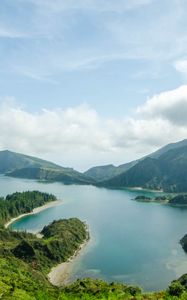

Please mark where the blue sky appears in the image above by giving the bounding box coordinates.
[1,0,187,170]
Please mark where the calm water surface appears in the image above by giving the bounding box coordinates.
[2,175,187,291]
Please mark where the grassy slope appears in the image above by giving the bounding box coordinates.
[0,217,89,299]
[1,223,187,300]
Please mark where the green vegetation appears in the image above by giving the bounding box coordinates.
[134,195,152,202]
[0,221,88,300]
[134,194,187,206]
[0,191,56,225]
[85,139,187,183]
[0,150,65,173]
[10,218,88,272]
[99,145,187,192]
[84,162,137,182]
[3,139,187,190]
[134,195,169,203]
[0,150,94,185]
[2,190,187,299]
[180,234,187,252]
[2,254,187,300]
[7,166,94,185]
[0,192,89,299]
[169,195,187,205]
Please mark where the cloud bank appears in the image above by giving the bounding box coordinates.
[1,85,187,170]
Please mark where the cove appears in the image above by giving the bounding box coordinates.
[2,175,187,291]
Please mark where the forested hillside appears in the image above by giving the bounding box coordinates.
[85,139,187,182]
[0,191,56,225]
[99,145,187,192]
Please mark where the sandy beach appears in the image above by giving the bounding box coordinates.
[4,200,62,229]
[48,236,89,287]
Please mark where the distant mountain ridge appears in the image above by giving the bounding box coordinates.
[0,150,67,173]
[98,143,187,192]
[0,150,94,185]
[84,161,136,182]
[85,139,187,182]
[1,139,187,191]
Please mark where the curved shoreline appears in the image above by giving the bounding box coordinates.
[48,237,89,286]
[4,200,62,229]
[5,200,90,287]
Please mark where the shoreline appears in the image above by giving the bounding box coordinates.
[127,186,164,193]
[4,198,90,287]
[48,231,90,287]
[4,200,62,229]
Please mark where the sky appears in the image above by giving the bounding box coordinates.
[1,0,187,171]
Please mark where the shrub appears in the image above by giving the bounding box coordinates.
[168,281,185,296]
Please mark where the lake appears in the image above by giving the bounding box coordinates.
[2,175,187,291]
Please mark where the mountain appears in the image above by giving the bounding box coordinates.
[0,150,94,185]
[149,139,187,159]
[8,166,94,184]
[2,139,187,188]
[0,150,67,173]
[84,161,137,181]
[85,139,187,182]
[99,145,187,192]
[84,164,117,182]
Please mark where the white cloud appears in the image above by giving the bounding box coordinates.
[137,85,187,126]
[1,85,187,170]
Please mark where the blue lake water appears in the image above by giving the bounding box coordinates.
[2,175,187,291]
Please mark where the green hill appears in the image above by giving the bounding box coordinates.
[85,139,187,182]
[84,161,137,182]
[99,145,187,192]
[0,150,65,173]
[0,150,94,185]
[7,166,94,185]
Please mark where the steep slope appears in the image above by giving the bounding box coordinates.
[149,139,187,159]
[99,145,187,192]
[85,139,187,182]
[99,157,162,190]
[0,150,94,185]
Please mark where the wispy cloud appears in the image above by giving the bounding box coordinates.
[18,0,154,13]
[0,26,25,39]
[0,0,187,90]
[12,65,59,84]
